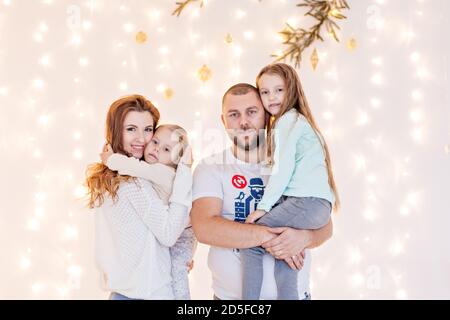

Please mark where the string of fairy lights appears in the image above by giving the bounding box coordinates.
[0,0,447,299]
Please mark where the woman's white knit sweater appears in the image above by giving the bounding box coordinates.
[94,164,192,300]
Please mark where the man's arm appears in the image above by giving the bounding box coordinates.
[305,218,333,249]
[191,197,278,249]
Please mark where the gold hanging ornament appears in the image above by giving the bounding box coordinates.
[163,88,174,100]
[347,38,358,51]
[225,33,233,44]
[197,64,212,82]
[310,48,319,71]
[135,31,148,44]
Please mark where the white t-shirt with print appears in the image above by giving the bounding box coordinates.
[193,148,311,300]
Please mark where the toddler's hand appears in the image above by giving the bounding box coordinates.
[245,210,266,224]
[180,145,193,168]
[100,143,114,165]
[187,260,194,273]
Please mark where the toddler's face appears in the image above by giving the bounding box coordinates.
[258,73,286,116]
[144,127,183,168]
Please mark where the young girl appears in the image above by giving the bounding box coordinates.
[241,63,340,300]
[101,124,197,300]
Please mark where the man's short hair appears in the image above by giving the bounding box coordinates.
[222,83,260,106]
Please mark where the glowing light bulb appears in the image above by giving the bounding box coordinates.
[356,111,370,126]
[371,57,383,66]
[400,206,410,216]
[64,226,78,240]
[353,154,367,172]
[38,114,51,127]
[79,57,89,67]
[31,282,44,295]
[19,256,31,270]
[350,273,364,287]
[370,98,381,109]
[35,207,45,218]
[34,192,46,203]
[67,265,82,278]
[74,185,87,198]
[322,111,333,121]
[33,78,45,89]
[411,127,424,144]
[411,90,423,101]
[410,52,420,63]
[243,30,254,40]
[363,208,377,221]
[39,54,51,66]
[27,218,40,231]
[235,9,246,19]
[410,109,423,123]
[119,82,128,91]
[396,289,407,299]
[349,248,362,265]
[73,131,82,140]
[371,73,383,85]
[390,240,404,255]
[123,23,135,33]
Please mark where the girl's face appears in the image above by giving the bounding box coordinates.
[122,111,154,159]
[144,127,182,169]
[258,73,286,116]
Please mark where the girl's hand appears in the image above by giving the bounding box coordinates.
[245,210,266,224]
[262,227,311,260]
[100,143,114,165]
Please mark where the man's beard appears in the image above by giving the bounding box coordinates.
[232,129,265,151]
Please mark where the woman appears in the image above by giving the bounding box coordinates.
[85,95,192,300]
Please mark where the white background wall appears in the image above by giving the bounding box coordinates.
[0,0,449,299]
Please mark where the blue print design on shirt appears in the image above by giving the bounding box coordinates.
[234,177,265,222]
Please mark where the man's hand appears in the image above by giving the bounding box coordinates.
[100,143,114,165]
[284,251,306,271]
[245,210,266,224]
[262,227,312,260]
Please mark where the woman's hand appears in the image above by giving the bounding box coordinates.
[262,227,311,261]
[100,143,114,165]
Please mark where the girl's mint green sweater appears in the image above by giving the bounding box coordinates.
[257,109,335,212]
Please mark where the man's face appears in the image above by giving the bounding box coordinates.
[222,91,266,151]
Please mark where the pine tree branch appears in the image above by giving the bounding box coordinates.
[275,0,350,68]
[172,0,204,17]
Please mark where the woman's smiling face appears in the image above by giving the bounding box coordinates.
[122,111,154,159]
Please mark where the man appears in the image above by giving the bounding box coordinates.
[191,83,333,300]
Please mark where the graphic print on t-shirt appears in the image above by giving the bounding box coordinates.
[233,176,265,222]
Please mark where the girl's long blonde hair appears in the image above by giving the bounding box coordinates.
[256,63,340,211]
[85,95,160,208]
